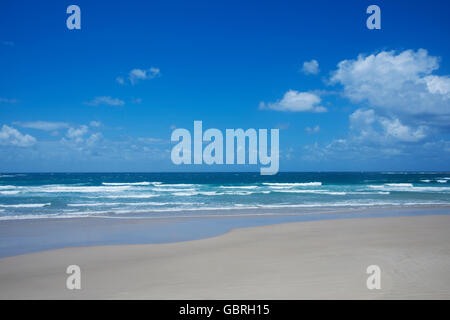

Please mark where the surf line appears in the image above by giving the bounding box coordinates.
[171,121,279,175]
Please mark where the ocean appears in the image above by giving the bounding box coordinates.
[0,172,449,221]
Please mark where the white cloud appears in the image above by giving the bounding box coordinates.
[14,121,69,131]
[305,125,320,134]
[330,49,450,123]
[424,75,450,94]
[350,108,427,143]
[63,125,102,148]
[0,125,36,147]
[328,49,450,146]
[259,90,327,113]
[67,125,89,142]
[379,118,426,142]
[89,121,102,128]
[129,67,160,83]
[85,96,125,106]
[117,67,161,85]
[302,107,432,165]
[301,59,319,75]
[86,133,102,146]
[298,49,450,166]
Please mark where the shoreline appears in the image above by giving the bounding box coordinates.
[1,214,450,299]
[1,205,450,258]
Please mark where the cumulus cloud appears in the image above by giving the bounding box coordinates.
[330,49,450,125]
[85,96,125,106]
[350,109,427,143]
[14,121,69,131]
[302,107,432,165]
[259,90,327,113]
[63,125,102,148]
[117,67,161,85]
[0,125,36,147]
[379,118,427,142]
[66,125,89,142]
[300,49,450,165]
[323,48,450,155]
[301,59,319,75]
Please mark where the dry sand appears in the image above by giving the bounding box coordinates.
[1,214,450,299]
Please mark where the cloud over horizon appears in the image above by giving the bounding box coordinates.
[0,125,36,147]
[300,49,450,165]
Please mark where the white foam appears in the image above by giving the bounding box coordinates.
[263,182,322,187]
[68,202,170,207]
[0,175,14,178]
[220,186,258,189]
[172,192,199,196]
[0,214,89,221]
[224,191,253,195]
[198,191,225,196]
[0,203,51,208]
[267,186,293,189]
[0,185,17,190]
[152,188,196,192]
[368,184,450,192]
[68,202,122,207]
[349,191,390,195]
[275,189,346,195]
[0,191,20,195]
[173,191,258,196]
[124,202,171,206]
[102,194,159,199]
[257,201,448,209]
[385,183,414,187]
[102,182,152,186]
[437,180,448,183]
[27,185,132,193]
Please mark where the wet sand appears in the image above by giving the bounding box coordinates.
[1,214,450,299]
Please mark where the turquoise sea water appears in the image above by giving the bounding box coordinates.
[0,172,450,220]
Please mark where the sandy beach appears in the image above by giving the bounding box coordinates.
[1,214,450,299]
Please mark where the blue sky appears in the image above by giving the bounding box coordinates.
[1,0,450,172]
